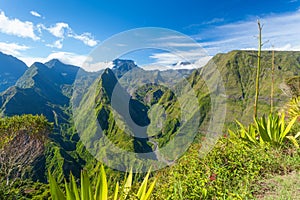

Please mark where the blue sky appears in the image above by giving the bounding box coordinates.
[0,0,300,70]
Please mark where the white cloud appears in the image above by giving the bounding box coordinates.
[159,42,202,48]
[0,42,30,57]
[154,35,187,41]
[202,18,224,25]
[36,23,45,34]
[46,39,63,49]
[30,11,42,18]
[148,34,210,68]
[194,56,213,67]
[39,22,98,47]
[70,32,98,47]
[140,64,175,71]
[150,48,208,66]
[197,10,300,54]
[0,11,39,40]
[19,51,88,68]
[44,52,87,67]
[47,22,71,38]
[82,60,114,71]
[141,56,211,71]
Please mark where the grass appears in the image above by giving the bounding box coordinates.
[254,171,300,200]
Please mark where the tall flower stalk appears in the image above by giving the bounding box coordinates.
[254,20,263,119]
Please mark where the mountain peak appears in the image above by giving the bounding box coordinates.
[44,59,64,68]
[31,62,46,68]
[112,59,137,69]
[111,59,139,78]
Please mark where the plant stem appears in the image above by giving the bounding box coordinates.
[271,48,275,113]
[254,20,262,119]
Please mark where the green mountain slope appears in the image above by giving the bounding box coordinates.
[190,50,300,127]
[0,59,79,123]
[73,59,207,171]
[0,59,88,183]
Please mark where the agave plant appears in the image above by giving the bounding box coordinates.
[49,165,156,200]
[286,97,300,120]
[229,113,299,148]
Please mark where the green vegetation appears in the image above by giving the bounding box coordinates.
[152,135,300,199]
[49,165,156,200]
[286,96,300,119]
[229,113,299,148]
[0,180,50,200]
[0,115,52,199]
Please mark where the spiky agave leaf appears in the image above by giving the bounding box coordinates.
[48,171,66,200]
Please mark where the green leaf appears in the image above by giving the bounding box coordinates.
[65,179,75,200]
[267,114,272,140]
[100,165,108,200]
[294,132,300,139]
[279,113,285,134]
[137,170,150,199]
[70,173,80,200]
[255,117,269,143]
[286,136,299,149]
[81,170,90,200]
[228,129,237,138]
[123,168,133,199]
[280,116,298,142]
[48,171,66,200]
[94,169,102,200]
[113,182,119,200]
[143,178,157,200]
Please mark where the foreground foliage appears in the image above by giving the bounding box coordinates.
[0,180,50,200]
[49,165,156,200]
[153,136,300,199]
[229,113,299,148]
[286,96,300,120]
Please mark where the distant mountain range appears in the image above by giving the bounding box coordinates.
[0,50,299,181]
[0,58,79,123]
[0,52,27,92]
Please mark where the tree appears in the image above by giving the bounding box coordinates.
[0,115,52,186]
